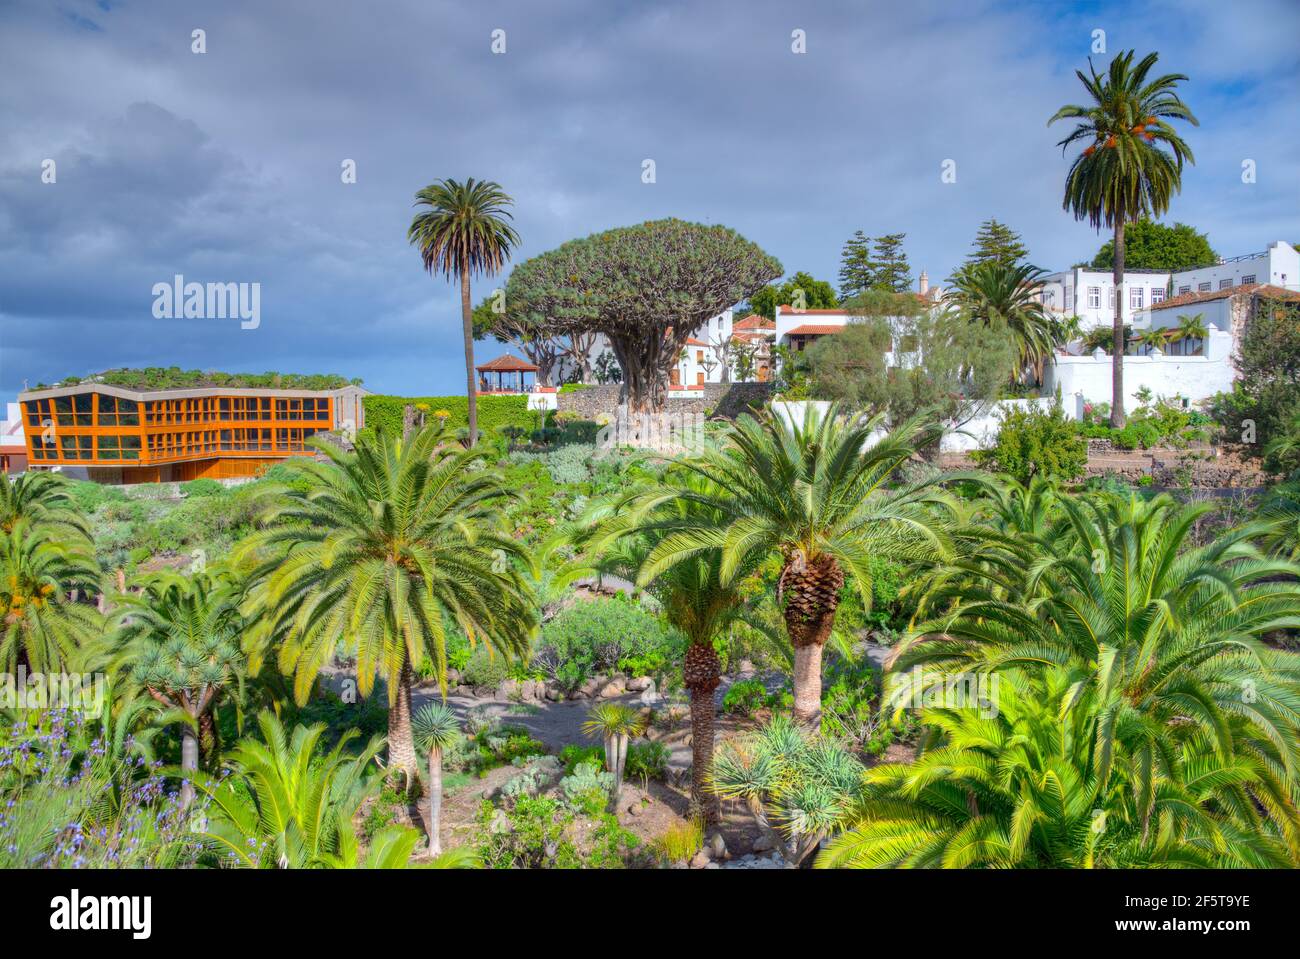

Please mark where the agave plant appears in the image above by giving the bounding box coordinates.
[581,702,647,813]
[412,701,462,855]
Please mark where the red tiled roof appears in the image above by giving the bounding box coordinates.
[685,338,710,347]
[1151,283,1300,312]
[476,354,539,372]
[731,330,770,343]
[784,324,846,337]
[734,313,776,330]
[776,307,853,316]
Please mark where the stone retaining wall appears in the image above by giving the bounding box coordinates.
[557,382,773,421]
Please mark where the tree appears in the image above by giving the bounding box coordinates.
[1171,312,1209,355]
[837,230,877,300]
[947,261,1055,381]
[1211,297,1300,462]
[113,570,245,809]
[870,234,912,294]
[505,219,780,416]
[412,702,462,856]
[1090,218,1215,271]
[746,271,838,322]
[629,405,955,725]
[581,702,646,814]
[408,178,521,444]
[0,519,100,674]
[242,422,536,783]
[471,293,565,386]
[1050,50,1198,428]
[947,219,1029,288]
[0,472,88,540]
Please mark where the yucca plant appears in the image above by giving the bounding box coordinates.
[582,702,647,813]
[412,701,462,855]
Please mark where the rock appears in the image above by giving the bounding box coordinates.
[520,679,541,702]
[638,679,660,706]
[626,802,642,817]
[452,685,472,697]
[487,810,510,835]
[704,862,720,869]
[544,684,565,702]
[626,676,653,692]
[495,679,520,702]
[708,833,728,861]
[580,676,605,698]
[689,850,712,869]
[599,677,628,698]
[751,834,776,853]
[737,659,756,675]
[567,689,588,701]
[445,668,461,686]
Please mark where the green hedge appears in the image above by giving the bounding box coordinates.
[362,394,538,437]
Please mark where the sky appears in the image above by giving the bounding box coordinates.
[1,0,1297,407]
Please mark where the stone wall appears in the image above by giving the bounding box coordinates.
[939,444,1269,488]
[557,382,774,420]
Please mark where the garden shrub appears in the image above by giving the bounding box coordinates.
[536,597,684,691]
[558,743,605,775]
[971,398,1087,485]
[475,796,583,869]
[181,478,223,497]
[722,678,768,716]
[363,394,535,438]
[625,740,669,783]
[558,761,614,816]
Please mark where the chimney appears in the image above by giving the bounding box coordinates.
[918,270,929,296]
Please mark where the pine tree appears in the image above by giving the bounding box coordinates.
[967,219,1028,269]
[872,234,912,294]
[838,231,876,300]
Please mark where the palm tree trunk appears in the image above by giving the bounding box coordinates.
[427,746,443,856]
[179,723,199,810]
[387,659,419,786]
[1110,219,1127,428]
[688,682,721,824]
[792,643,825,727]
[460,267,478,445]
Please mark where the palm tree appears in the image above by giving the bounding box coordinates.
[628,404,954,726]
[947,261,1055,381]
[572,487,763,823]
[1173,312,1209,355]
[241,423,536,784]
[582,702,647,814]
[1050,50,1198,428]
[407,178,521,445]
[0,519,101,673]
[412,701,462,855]
[112,570,246,809]
[1133,326,1171,355]
[822,667,1297,868]
[189,712,388,868]
[0,471,88,539]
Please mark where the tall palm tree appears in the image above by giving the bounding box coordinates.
[112,569,246,809]
[947,261,1055,381]
[629,404,955,726]
[572,486,764,823]
[0,519,100,673]
[1050,50,1197,428]
[0,471,88,539]
[408,178,521,445]
[241,423,536,783]
[412,701,461,856]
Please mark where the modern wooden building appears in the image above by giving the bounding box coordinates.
[17,383,368,484]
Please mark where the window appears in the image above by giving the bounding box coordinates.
[1178,285,1191,295]
[1064,287,1072,309]
[1219,278,1233,290]
[1130,287,1144,309]
[1242,274,1256,285]
[1151,288,1165,304]
[1044,291,1055,307]
[1198,282,1211,292]
[1087,286,1100,309]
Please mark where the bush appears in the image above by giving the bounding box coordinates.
[180,478,224,497]
[625,741,669,783]
[475,796,582,869]
[722,678,767,716]
[558,743,605,775]
[362,394,535,438]
[536,597,684,692]
[558,761,614,816]
[971,399,1087,485]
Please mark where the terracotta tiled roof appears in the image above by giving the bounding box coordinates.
[1151,283,1300,312]
[475,354,539,372]
[731,330,770,343]
[685,338,710,347]
[734,313,776,331]
[784,324,846,337]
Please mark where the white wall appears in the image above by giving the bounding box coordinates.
[1173,242,1299,295]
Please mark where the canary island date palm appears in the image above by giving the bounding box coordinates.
[893,490,1300,799]
[112,569,246,809]
[821,666,1297,868]
[948,261,1055,382]
[1173,312,1209,355]
[240,422,536,784]
[412,701,462,855]
[408,178,521,445]
[1050,49,1197,427]
[0,519,101,674]
[582,702,647,814]
[569,484,765,824]
[0,471,89,541]
[629,404,955,726]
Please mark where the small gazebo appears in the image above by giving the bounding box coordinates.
[476,354,538,394]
